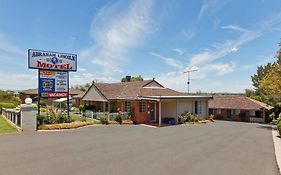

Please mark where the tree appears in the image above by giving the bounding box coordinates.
[72,82,92,91]
[251,63,272,90]
[121,75,143,82]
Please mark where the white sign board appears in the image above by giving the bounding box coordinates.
[28,49,77,71]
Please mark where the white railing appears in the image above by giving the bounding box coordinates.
[249,117,264,123]
[1,108,21,127]
[84,111,129,120]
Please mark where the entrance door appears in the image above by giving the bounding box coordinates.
[227,109,232,120]
[149,102,156,122]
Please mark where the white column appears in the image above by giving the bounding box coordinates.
[159,101,162,127]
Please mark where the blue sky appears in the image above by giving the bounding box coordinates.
[0,0,280,92]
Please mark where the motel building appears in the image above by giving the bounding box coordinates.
[74,78,212,126]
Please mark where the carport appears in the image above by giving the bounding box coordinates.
[139,95,213,126]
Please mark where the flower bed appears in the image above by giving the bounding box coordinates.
[38,120,101,130]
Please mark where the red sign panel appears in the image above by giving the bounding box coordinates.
[41,92,68,98]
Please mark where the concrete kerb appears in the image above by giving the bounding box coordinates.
[272,126,281,174]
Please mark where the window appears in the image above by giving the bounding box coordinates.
[194,101,202,114]
[249,110,255,116]
[124,101,131,112]
[139,101,146,113]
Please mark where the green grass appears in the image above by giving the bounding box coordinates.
[0,115,18,134]
[69,114,84,122]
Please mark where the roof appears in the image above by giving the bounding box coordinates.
[82,79,194,101]
[20,88,84,96]
[209,95,273,110]
[139,95,213,100]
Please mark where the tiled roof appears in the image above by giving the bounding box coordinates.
[209,95,273,110]
[87,80,184,100]
[20,88,84,96]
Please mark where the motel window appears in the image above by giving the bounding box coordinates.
[231,109,240,115]
[194,101,202,114]
[124,101,131,112]
[249,110,255,116]
[139,101,146,113]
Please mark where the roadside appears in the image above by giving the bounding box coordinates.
[272,126,281,174]
[0,115,19,134]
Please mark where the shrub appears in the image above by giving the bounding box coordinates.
[277,113,281,124]
[40,101,47,107]
[114,114,122,124]
[56,112,74,123]
[79,105,86,113]
[178,112,193,124]
[209,114,214,122]
[100,116,108,125]
[190,114,199,122]
[0,102,16,109]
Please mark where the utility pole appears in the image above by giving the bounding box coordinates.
[183,69,198,94]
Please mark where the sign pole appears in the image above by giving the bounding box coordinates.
[67,72,70,117]
[38,70,41,115]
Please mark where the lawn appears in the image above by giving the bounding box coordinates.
[0,115,18,134]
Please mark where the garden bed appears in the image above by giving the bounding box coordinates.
[38,120,101,130]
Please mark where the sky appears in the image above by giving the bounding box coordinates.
[0,0,280,93]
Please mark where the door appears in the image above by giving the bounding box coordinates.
[149,102,156,122]
[227,109,232,120]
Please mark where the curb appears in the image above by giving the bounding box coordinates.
[272,128,281,174]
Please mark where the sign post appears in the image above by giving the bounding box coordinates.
[28,49,77,116]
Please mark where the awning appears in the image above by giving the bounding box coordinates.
[53,97,72,103]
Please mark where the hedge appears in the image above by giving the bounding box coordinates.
[0,102,16,109]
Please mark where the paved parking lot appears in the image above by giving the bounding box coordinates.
[0,121,278,175]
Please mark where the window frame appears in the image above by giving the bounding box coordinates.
[139,101,146,113]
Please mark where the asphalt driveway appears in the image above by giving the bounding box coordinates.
[0,121,278,175]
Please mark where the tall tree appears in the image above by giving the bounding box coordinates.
[121,75,143,82]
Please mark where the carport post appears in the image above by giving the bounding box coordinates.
[159,100,161,127]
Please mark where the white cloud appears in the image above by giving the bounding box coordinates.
[80,0,154,74]
[222,25,249,33]
[229,47,238,53]
[205,63,235,75]
[172,48,184,56]
[150,52,183,69]
[182,28,196,40]
[0,71,37,90]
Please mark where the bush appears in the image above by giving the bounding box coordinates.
[190,114,199,122]
[209,114,214,122]
[56,112,74,123]
[277,113,281,124]
[178,112,193,124]
[40,101,47,107]
[114,114,122,124]
[79,105,86,113]
[100,116,108,125]
[0,102,16,109]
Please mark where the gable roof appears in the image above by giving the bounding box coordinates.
[209,95,273,110]
[81,79,187,100]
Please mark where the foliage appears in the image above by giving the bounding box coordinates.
[209,114,214,122]
[72,82,92,91]
[0,90,21,106]
[178,112,193,124]
[246,43,281,106]
[114,114,122,124]
[79,105,86,113]
[0,102,16,109]
[100,115,108,125]
[121,75,143,82]
[40,101,47,107]
[269,112,275,122]
[38,120,101,130]
[190,114,199,122]
[277,113,281,125]
[37,112,74,126]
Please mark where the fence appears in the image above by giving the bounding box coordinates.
[249,117,265,123]
[1,108,21,127]
[84,110,129,120]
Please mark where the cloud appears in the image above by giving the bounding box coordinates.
[172,48,184,56]
[182,28,196,40]
[198,0,228,20]
[205,63,235,75]
[221,25,249,33]
[150,52,183,69]
[80,0,154,74]
[0,71,37,90]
